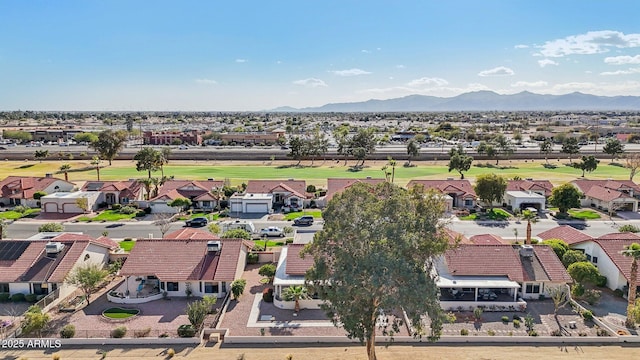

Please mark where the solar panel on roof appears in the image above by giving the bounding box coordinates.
[0,241,30,261]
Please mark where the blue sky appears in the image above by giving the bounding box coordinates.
[2,1,640,111]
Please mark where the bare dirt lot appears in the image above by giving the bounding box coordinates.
[4,344,640,360]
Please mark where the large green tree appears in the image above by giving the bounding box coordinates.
[406,140,419,166]
[90,129,128,165]
[539,138,554,163]
[282,285,309,313]
[573,155,600,177]
[65,263,109,305]
[134,147,162,179]
[288,136,307,166]
[567,261,601,285]
[622,243,640,327]
[561,137,580,163]
[448,145,473,179]
[474,173,507,211]
[305,182,450,360]
[549,183,582,214]
[603,138,625,161]
[542,239,569,260]
[348,127,377,166]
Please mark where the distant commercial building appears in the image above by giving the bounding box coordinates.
[143,130,202,145]
[217,129,286,145]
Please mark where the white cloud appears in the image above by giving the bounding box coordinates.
[511,81,548,87]
[292,78,327,88]
[329,68,371,76]
[604,55,640,65]
[600,67,640,76]
[538,30,640,57]
[406,77,449,87]
[538,59,559,68]
[478,66,515,77]
[395,64,405,69]
[361,49,371,54]
[235,59,247,63]
[195,79,217,85]
[514,44,529,49]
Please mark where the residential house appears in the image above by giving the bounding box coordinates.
[469,234,504,245]
[572,179,640,213]
[507,179,554,198]
[41,191,101,214]
[149,179,223,213]
[0,175,74,207]
[504,191,546,211]
[406,179,476,209]
[229,193,273,214]
[163,228,220,240]
[245,179,309,211]
[0,234,112,297]
[273,244,321,310]
[316,177,386,208]
[436,243,571,311]
[537,225,593,246]
[112,238,252,304]
[81,180,145,206]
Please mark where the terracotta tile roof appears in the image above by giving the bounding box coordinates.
[407,179,477,199]
[49,233,118,250]
[119,239,248,282]
[48,241,90,283]
[81,180,144,197]
[164,228,220,240]
[94,236,120,250]
[444,228,471,244]
[594,238,640,286]
[532,246,573,282]
[246,180,308,198]
[155,179,223,200]
[470,234,504,245]
[507,180,554,196]
[194,192,218,201]
[572,179,640,195]
[584,185,629,202]
[0,242,46,282]
[285,244,315,276]
[597,232,640,241]
[443,244,570,283]
[0,176,73,200]
[537,225,593,245]
[324,178,387,203]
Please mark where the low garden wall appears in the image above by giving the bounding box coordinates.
[51,337,201,346]
[223,335,626,344]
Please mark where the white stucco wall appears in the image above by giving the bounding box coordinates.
[572,241,625,290]
[9,283,31,295]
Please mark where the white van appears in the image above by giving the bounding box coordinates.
[220,220,256,234]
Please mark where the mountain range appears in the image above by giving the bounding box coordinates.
[272,91,640,112]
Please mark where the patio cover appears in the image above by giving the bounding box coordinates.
[437,276,520,289]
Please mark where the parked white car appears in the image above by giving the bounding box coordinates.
[260,226,284,237]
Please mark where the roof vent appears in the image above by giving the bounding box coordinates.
[366,176,372,179]
[520,244,534,258]
[526,178,533,181]
[45,242,65,255]
[207,241,221,252]
[45,173,53,178]
[208,178,214,181]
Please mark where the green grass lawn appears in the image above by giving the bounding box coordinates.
[568,209,601,220]
[0,159,634,187]
[0,208,40,220]
[77,210,137,222]
[459,208,511,221]
[102,307,140,319]
[119,240,136,252]
[284,209,323,220]
[254,239,289,248]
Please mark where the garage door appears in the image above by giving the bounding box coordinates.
[245,203,269,213]
[44,202,58,213]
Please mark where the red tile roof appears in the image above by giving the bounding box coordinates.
[324,178,387,203]
[572,179,640,195]
[164,228,220,240]
[246,180,308,198]
[81,180,144,198]
[444,228,471,245]
[594,238,640,285]
[507,180,554,196]
[443,244,570,283]
[407,179,477,199]
[584,185,630,202]
[154,179,224,200]
[50,233,119,251]
[119,239,249,282]
[48,241,90,283]
[470,234,504,245]
[0,176,73,200]
[597,232,640,241]
[285,244,315,276]
[537,225,593,245]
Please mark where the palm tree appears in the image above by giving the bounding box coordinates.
[622,243,640,327]
[160,147,171,178]
[522,209,538,245]
[91,156,101,181]
[282,285,309,313]
[59,163,71,181]
[138,178,154,200]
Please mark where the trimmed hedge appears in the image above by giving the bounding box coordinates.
[177,324,196,338]
[10,293,25,302]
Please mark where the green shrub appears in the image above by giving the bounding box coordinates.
[60,324,75,338]
[11,293,26,302]
[582,310,594,321]
[167,348,175,358]
[571,283,585,297]
[177,324,196,338]
[111,204,122,210]
[487,330,496,336]
[513,319,520,328]
[247,253,259,264]
[618,224,640,233]
[460,329,469,336]
[445,312,457,324]
[584,289,601,305]
[528,330,538,336]
[614,289,624,297]
[25,294,37,303]
[135,210,146,217]
[143,207,152,214]
[0,293,10,302]
[285,238,294,244]
[595,275,607,287]
[119,206,137,215]
[512,313,520,320]
[262,288,274,303]
[501,316,509,323]
[111,326,127,338]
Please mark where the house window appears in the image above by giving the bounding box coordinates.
[204,282,219,294]
[464,199,473,207]
[592,256,598,264]
[203,201,210,207]
[121,198,130,204]
[586,254,592,261]
[166,282,179,291]
[0,283,9,293]
[525,284,541,293]
[222,282,227,293]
